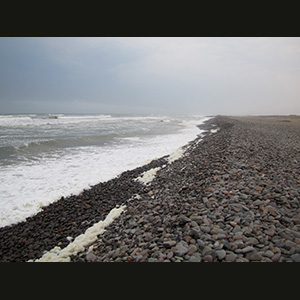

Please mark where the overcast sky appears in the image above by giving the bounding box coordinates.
[0,37,300,115]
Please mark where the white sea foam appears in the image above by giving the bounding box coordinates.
[33,204,126,262]
[167,146,184,163]
[134,145,186,186]
[0,115,211,227]
[135,167,162,185]
[210,128,219,133]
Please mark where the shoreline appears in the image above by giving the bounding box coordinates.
[1,115,300,262]
[0,117,214,262]
[0,114,209,229]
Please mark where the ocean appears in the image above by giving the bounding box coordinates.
[0,113,210,227]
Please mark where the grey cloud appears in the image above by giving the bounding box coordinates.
[0,37,300,115]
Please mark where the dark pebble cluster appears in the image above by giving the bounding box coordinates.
[1,115,300,262]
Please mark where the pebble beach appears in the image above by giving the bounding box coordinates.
[1,115,300,262]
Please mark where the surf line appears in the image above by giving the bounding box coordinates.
[31,144,189,261]
[30,204,126,262]
[134,145,186,186]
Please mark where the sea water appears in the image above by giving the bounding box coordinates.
[0,113,209,227]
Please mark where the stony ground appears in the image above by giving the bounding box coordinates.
[0,151,166,262]
[70,115,300,262]
[1,115,300,262]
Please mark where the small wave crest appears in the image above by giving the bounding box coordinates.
[0,114,113,127]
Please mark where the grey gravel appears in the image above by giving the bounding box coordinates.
[2,115,300,262]
[69,116,300,262]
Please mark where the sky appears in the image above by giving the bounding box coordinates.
[0,37,300,115]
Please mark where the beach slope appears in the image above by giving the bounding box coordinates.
[1,115,300,262]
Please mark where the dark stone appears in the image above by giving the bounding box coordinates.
[291,254,300,262]
[190,228,201,239]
